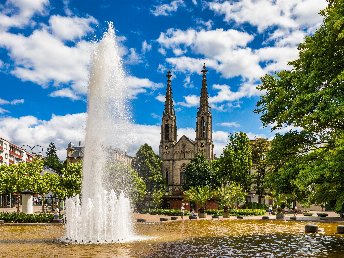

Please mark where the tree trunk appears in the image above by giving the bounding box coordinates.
[41,196,45,213]
[16,195,20,212]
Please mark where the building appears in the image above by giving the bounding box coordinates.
[0,137,33,165]
[66,142,132,165]
[159,64,214,206]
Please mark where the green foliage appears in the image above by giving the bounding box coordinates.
[216,132,252,191]
[241,202,268,210]
[229,209,266,216]
[147,208,190,216]
[184,186,213,209]
[250,138,270,202]
[184,153,218,190]
[44,142,63,174]
[130,169,147,209]
[255,1,344,210]
[151,189,165,209]
[58,162,82,198]
[132,143,163,192]
[204,209,223,216]
[0,212,58,223]
[215,182,246,209]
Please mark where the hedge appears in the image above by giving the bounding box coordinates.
[147,209,190,216]
[229,209,266,216]
[0,212,60,223]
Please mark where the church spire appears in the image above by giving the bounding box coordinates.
[164,71,174,116]
[199,63,209,113]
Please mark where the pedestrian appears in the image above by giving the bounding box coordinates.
[268,205,273,215]
[181,203,185,219]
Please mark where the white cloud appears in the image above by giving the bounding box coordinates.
[0,0,49,31]
[0,29,93,97]
[177,94,199,107]
[125,76,163,99]
[155,94,165,103]
[49,88,80,100]
[0,113,86,159]
[0,98,24,105]
[218,122,240,128]
[141,40,152,53]
[125,48,143,65]
[49,15,97,41]
[151,0,185,16]
[0,107,9,114]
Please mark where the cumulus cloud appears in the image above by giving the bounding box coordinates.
[49,88,80,100]
[125,76,163,99]
[177,94,199,107]
[0,113,264,159]
[0,0,49,31]
[141,40,152,53]
[49,15,97,41]
[151,0,185,16]
[0,97,25,113]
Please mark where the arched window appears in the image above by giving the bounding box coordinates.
[200,116,206,138]
[164,124,169,141]
[180,164,186,185]
[165,170,169,185]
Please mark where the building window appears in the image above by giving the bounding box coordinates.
[4,143,7,150]
[164,124,169,141]
[200,117,206,138]
[180,164,186,185]
[165,170,169,185]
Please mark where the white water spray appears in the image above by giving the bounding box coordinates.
[64,23,138,243]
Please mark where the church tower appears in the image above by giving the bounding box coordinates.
[195,64,214,159]
[159,71,177,185]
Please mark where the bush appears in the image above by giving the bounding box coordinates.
[148,208,190,216]
[241,202,268,210]
[229,209,266,216]
[0,212,59,223]
[205,209,223,216]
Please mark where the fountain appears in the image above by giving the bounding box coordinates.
[64,23,137,243]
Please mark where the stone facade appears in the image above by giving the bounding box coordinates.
[159,65,214,195]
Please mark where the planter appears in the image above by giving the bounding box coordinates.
[160,218,168,222]
[290,216,297,220]
[198,213,207,218]
[237,216,243,219]
[317,213,328,217]
[212,215,219,219]
[262,216,269,220]
[303,213,313,216]
[305,224,318,233]
[223,212,230,218]
[137,219,146,222]
[276,213,285,220]
[171,216,178,220]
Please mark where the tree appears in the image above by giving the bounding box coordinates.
[184,186,213,212]
[250,138,270,204]
[44,142,63,175]
[132,144,163,192]
[215,182,246,210]
[255,1,344,209]
[216,132,252,191]
[184,153,217,190]
[59,162,82,199]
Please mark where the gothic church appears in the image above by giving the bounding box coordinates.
[159,64,214,193]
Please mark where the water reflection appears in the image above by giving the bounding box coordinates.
[0,220,343,257]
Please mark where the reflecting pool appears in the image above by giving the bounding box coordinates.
[1,220,343,257]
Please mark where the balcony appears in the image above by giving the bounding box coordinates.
[9,150,23,159]
[9,160,14,164]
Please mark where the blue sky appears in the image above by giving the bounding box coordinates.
[0,0,327,158]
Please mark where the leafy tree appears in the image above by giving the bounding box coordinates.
[250,138,270,204]
[216,132,252,191]
[184,153,217,190]
[129,168,147,211]
[256,1,344,209]
[215,182,246,210]
[132,144,163,192]
[59,162,82,198]
[184,186,213,212]
[44,142,63,174]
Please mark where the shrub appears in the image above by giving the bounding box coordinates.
[229,209,266,216]
[0,212,59,223]
[148,208,190,216]
[241,202,268,210]
[205,209,223,216]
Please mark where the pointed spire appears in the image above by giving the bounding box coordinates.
[199,63,209,112]
[164,70,175,116]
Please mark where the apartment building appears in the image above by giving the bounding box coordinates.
[0,137,33,165]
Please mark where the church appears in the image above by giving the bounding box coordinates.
[159,64,214,201]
